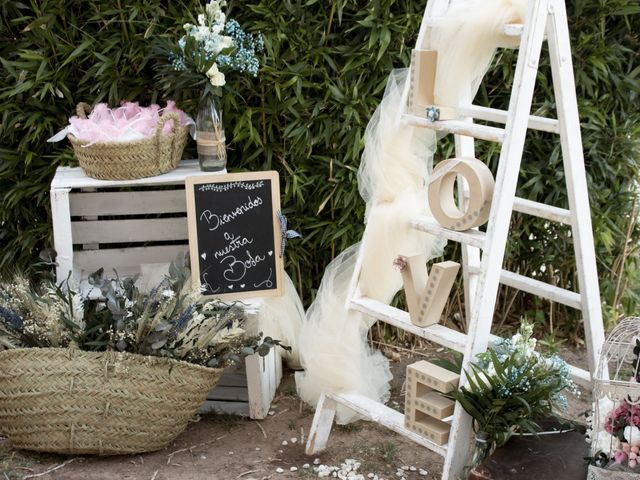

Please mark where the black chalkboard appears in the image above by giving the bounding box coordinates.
[185,171,284,299]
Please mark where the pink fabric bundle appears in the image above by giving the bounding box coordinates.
[48,101,193,145]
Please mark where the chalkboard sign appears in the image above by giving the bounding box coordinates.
[185,171,284,299]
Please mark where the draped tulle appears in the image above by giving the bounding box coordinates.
[295,0,528,423]
[296,70,444,423]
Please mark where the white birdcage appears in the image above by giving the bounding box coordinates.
[589,317,640,479]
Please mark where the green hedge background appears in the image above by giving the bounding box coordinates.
[1,0,638,340]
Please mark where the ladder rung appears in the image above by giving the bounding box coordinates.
[411,216,486,249]
[568,365,591,389]
[350,297,591,387]
[457,105,559,134]
[513,197,572,224]
[499,269,582,309]
[350,297,468,352]
[468,267,582,309]
[503,23,524,37]
[401,114,506,143]
[326,391,448,457]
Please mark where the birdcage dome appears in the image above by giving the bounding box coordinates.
[588,317,640,478]
[594,317,640,404]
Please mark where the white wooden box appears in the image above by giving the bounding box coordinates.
[49,160,282,419]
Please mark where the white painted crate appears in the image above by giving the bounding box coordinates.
[49,160,282,419]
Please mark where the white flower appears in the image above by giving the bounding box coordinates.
[197,13,206,26]
[625,426,640,447]
[206,63,225,87]
[161,289,175,299]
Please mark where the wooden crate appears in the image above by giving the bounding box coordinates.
[50,160,282,419]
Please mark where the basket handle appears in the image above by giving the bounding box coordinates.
[75,102,92,119]
[155,113,181,139]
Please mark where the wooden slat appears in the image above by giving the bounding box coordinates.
[411,216,486,249]
[72,218,188,244]
[206,386,249,402]
[457,105,559,134]
[216,372,248,388]
[198,400,250,416]
[512,197,571,224]
[401,114,506,143]
[70,190,187,217]
[499,269,582,309]
[327,392,448,457]
[51,160,225,189]
[351,296,590,387]
[74,245,188,273]
[568,365,591,389]
[349,297,468,353]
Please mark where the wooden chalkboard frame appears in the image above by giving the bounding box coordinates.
[185,171,284,300]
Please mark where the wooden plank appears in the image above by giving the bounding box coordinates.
[246,353,271,420]
[305,393,338,455]
[51,160,225,189]
[70,190,187,217]
[328,392,448,457]
[74,245,188,273]
[206,386,249,402]
[198,400,250,416]
[50,187,74,282]
[349,297,469,353]
[512,197,571,224]
[499,269,582,309]
[457,105,559,134]
[71,218,188,244]
[216,372,248,388]
[443,2,552,477]
[411,216,486,249]
[401,114,506,143]
[352,295,592,388]
[546,0,606,378]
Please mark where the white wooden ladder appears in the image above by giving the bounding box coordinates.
[305,0,605,478]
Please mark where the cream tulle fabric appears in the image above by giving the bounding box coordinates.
[430,0,527,107]
[296,70,444,423]
[295,0,528,423]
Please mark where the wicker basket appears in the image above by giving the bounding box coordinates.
[0,348,223,455]
[588,465,640,480]
[68,102,189,181]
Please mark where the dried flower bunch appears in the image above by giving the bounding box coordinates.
[155,0,263,94]
[0,255,285,368]
[450,321,578,452]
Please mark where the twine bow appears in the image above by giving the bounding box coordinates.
[277,210,302,257]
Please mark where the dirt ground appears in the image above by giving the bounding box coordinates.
[1,346,592,480]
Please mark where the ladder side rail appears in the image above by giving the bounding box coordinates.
[442,0,551,477]
[546,0,605,378]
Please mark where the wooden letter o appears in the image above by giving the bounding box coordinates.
[427,158,495,231]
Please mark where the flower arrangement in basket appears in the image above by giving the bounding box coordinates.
[0,254,287,455]
[154,0,264,171]
[445,321,579,472]
[49,101,192,181]
[587,317,640,479]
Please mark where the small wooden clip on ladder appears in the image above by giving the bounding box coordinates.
[305,0,605,478]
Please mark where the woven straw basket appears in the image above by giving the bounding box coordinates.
[68,102,189,181]
[0,348,223,455]
[588,466,640,480]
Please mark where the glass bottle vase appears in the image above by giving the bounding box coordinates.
[196,92,227,171]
